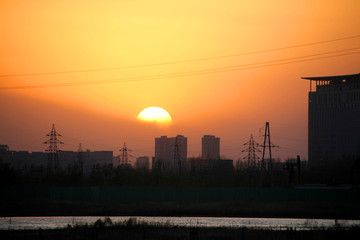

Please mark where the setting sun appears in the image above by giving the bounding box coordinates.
[137,107,172,125]
[0,0,359,160]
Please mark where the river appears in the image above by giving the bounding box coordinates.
[1,216,360,230]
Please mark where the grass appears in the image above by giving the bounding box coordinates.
[68,217,360,230]
[2,217,360,240]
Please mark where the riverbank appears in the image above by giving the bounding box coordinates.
[2,186,360,219]
[1,219,359,240]
[2,199,360,219]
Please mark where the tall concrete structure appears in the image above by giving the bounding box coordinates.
[154,135,187,172]
[202,135,220,160]
[303,73,360,164]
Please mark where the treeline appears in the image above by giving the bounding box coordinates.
[0,163,241,187]
[1,157,360,187]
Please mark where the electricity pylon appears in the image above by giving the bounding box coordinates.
[259,122,279,186]
[119,142,132,166]
[44,124,63,172]
[242,134,261,168]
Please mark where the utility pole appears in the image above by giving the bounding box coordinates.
[44,124,63,173]
[260,122,278,187]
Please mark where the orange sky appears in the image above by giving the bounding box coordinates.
[1,0,359,162]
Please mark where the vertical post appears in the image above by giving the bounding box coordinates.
[266,122,274,186]
[267,122,272,172]
[260,123,268,186]
[260,122,276,187]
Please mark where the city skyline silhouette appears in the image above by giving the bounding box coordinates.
[1,3,360,237]
[1,1,359,163]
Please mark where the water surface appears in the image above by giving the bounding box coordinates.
[1,216,359,230]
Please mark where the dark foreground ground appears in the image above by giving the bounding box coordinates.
[2,199,360,219]
[2,186,360,219]
[1,225,360,240]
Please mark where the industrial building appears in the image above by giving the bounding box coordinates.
[303,73,360,163]
[154,135,187,172]
[202,135,220,160]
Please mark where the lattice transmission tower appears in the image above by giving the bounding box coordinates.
[44,124,63,172]
[242,134,261,168]
[119,142,132,166]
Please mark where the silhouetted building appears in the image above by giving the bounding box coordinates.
[0,146,113,175]
[303,73,360,163]
[0,150,47,173]
[188,157,213,172]
[136,156,150,171]
[0,145,10,151]
[202,135,220,160]
[113,155,120,168]
[79,150,113,174]
[189,157,233,174]
[214,159,233,174]
[154,135,187,172]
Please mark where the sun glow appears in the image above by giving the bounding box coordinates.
[137,107,172,126]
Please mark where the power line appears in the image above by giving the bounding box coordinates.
[0,50,359,90]
[1,35,359,78]
[156,47,359,74]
